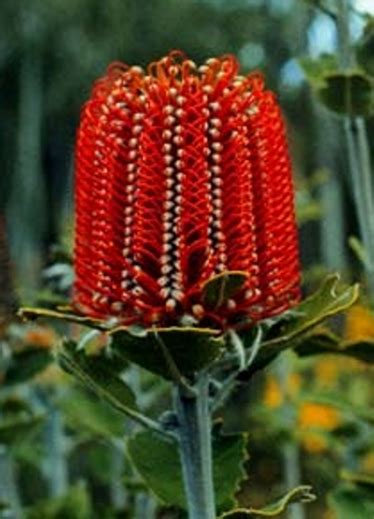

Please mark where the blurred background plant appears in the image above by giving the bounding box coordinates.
[1,0,373,518]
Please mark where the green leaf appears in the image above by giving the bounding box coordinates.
[348,236,370,269]
[213,429,248,510]
[84,444,120,486]
[296,199,322,225]
[127,433,184,508]
[299,53,338,87]
[317,71,374,117]
[293,328,340,355]
[110,326,224,379]
[0,500,10,511]
[25,483,92,519]
[126,429,247,511]
[0,414,44,445]
[250,485,316,516]
[19,306,107,330]
[220,485,315,518]
[328,485,374,519]
[0,396,33,415]
[295,331,374,364]
[3,347,52,385]
[341,470,374,490]
[340,341,374,364]
[59,388,125,438]
[239,275,359,378]
[299,50,374,116]
[273,275,359,340]
[202,271,248,309]
[58,340,138,416]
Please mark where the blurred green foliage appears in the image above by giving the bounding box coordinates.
[1,1,374,518]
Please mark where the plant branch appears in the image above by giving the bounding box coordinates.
[174,372,216,519]
[59,347,174,440]
[211,327,263,413]
[313,1,337,21]
[97,385,175,440]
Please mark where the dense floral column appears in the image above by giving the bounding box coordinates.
[74,51,300,331]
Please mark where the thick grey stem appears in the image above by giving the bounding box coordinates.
[283,443,305,519]
[314,101,346,271]
[110,443,127,511]
[277,355,305,519]
[344,118,374,295]
[134,492,157,519]
[44,408,68,497]
[175,373,216,519]
[9,44,45,295]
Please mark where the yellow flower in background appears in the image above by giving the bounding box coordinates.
[298,402,341,430]
[301,432,328,454]
[298,402,341,454]
[287,373,302,396]
[314,357,339,386]
[263,373,302,409]
[345,304,374,341]
[263,376,283,408]
[24,326,58,349]
[361,451,374,475]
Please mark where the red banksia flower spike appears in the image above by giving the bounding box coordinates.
[74,51,301,328]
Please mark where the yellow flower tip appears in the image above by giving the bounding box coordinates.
[263,376,283,408]
[298,402,341,431]
[345,304,374,342]
[301,432,328,454]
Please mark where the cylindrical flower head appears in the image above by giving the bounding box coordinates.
[74,51,300,328]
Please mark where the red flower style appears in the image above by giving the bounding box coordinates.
[74,51,300,328]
